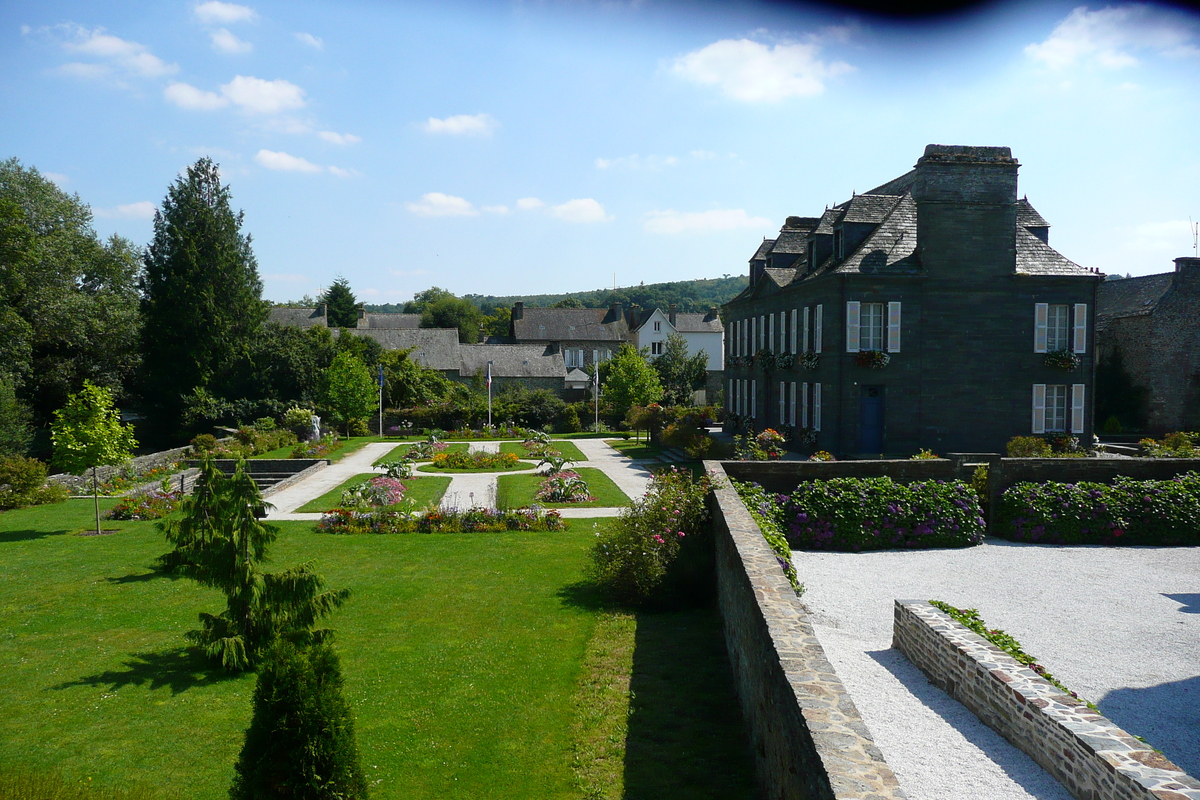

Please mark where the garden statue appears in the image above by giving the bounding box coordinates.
[310,414,321,441]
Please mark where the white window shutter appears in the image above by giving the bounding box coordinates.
[1032,384,1046,434]
[887,301,902,353]
[751,380,757,416]
[801,382,809,428]
[759,316,765,350]
[789,382,796,426]
[814,383,822,431]
[727,380,732,413]
[778,381,785,424]
[769,314,775,352]
[1071,384,1085,434]
[1073,304,1087,354]
[1034,303,1048,353]
[846,301,861,353]
[802,307,810,352]
[815,305,823,353]
[790,309,798,354]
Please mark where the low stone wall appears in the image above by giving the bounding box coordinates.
[706,461,906,800]
[261,460,328,498]
[720,459,958,495]
[988,458,1200,516]
[893,601,1200,800]
[48,444,194,494]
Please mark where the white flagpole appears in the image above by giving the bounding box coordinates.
[487,360,493,428]
[593,365,600,431]
[377,363,384,438]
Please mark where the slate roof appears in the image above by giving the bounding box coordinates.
[459,344,565,378]
[832,193,920,275]
[358,313,422,329]
[863,168,917,197]
[1014,226,1096,277]
[1016,199,1049,229]
[340,328,461,370]
[840,194,900,225]
[565,368,591,386]
[762,268,798,287]
[1096,273,1175,325]
[751,239,775,261]
[813,207,843,236]
[512,308,629,341]
[268,307,327,328]
[673,312,724,333]
[771,227,812,254]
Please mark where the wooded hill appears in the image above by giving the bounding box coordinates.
[364,275,747,315]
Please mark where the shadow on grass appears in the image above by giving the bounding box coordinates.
[52,647,233,695]
[0,528,72,543]
[106,567,182,584]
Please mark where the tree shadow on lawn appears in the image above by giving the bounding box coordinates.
[0,528,73,543]
[106,567,183,584]
[52,647,234,695]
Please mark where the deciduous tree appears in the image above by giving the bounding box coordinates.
[602,344,663,422]
[51,381,137,535]
[320,352,376,435]
[421,294,483,343]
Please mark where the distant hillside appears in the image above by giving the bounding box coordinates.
[364,276,747,315]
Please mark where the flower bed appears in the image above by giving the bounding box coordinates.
[430,451,522,471]
[996,472,1200,545]
[105,489,183,520]
[317,505,566,534]
[290,434,340,459]
[535,470,594,503]
[730,480,802,594]
[770,477,985,551]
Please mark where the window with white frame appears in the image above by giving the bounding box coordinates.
[1035,303,1088,354]
[860,302,884,351]
[1046,305,1069,351]
[846,301,898,353]
[653,320,662,332]
[1033,383,1085,434]
[651,341,663,356]
[1045,384,1068,432]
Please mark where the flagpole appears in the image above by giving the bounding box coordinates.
[378,363,384,438]
[593,365,600,432]
[487,360,493,428]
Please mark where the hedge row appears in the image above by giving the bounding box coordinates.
[996,472,1200,545]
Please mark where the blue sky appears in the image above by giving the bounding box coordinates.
[3,0,1199,303]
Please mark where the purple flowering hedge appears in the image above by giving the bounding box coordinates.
[782,477,985,551]
[997,472,1200,545]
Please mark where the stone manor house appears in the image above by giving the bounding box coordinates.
[723,144,1103,457]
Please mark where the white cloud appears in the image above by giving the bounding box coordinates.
[549,199,612,224]
[95,201,157,220]
[422,113,498,136]
[516,197,544,210]
[165,82,230,110]
[482,205,510,214]
[211,28,252,54]
[643,208,774,235]
[671,37,852,102]
[194,1,258,25]
[318,130,361,145]
[689,149,718,160]
[406,193,479,217]
[220,75,306,113]
[327,166,358,178]
[255,149,322,172]
[595,154,679,170]
[52,25,177,79]
[1026,5,1200,69]
[43,172,70,186]
[295,32,323,49]
[55,62,111,80]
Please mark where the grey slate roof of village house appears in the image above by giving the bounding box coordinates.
[672,312,725,333]
[762,268,798,287]
[459,344,565,378]
[358,313,422,329]
[752,239,775,260]
[1095,273,1176,325]
[1013,226,1094,276]
[813,207,843,236]
[1016,199,1050,230]
[832,193,920,275]
[268,307,327,328]
[770,227,813,254]
[512,308,629,341]
[341,328,462,370]
[863,168,918,197]
[840,194,901,224]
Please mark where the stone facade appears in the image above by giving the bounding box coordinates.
[707,461,907,800]
[894,601,1200,800]
[1096,258,1200,433]
[723,145,1102,458]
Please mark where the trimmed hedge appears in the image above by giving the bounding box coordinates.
[781,477,985,551]
[997,472,1200,545]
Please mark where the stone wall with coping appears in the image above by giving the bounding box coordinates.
[706,460,907,800]
[48,444,194,494]
[988,457,1200,516]
[893,600,1200,800]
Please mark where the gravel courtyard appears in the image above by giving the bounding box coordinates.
[794,540,1200,800]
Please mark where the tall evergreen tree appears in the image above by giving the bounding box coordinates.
[653,333,709,407]
[321,276,358,328]
[141,158,267,435]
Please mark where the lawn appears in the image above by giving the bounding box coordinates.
[295,474,452,513]
[0,503,758,800]
[495,468,631,509]
[251,435,380,462]
[605,438,667,461]
[373,442,469,463]
[498,440,587,462]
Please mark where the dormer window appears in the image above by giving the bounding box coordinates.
[834,228,844,260]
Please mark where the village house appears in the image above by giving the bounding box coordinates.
[722,144,1103,457]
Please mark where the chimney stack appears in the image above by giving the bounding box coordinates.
[1175,256,1200,288]
[668,304,677,326]
[512,301,524,320]
[317,302,327,317]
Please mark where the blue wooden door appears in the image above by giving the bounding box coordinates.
[860,386,884,453]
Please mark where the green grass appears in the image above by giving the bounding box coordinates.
[251,435,380,462]
[295,474,452,513]
[373,442,469,464]
[417,461,536,474]
[605,439,667,461]
[496,468,631,509]
[498,440,587,462]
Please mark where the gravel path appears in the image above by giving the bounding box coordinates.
[795,541,1200,799]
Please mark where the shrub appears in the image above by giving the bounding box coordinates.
[189,433,220,456]
[253,416,276,431]
[536,470,594,503]
[730,480,802,595]
[662,423,712,459]
[1139,431,1199,458]
[347,418,371,437]
[589,467,712,606]
[283,406,316,437]
[291,434,340,459]
[317,505,566,534]
[1006,435,1052,457]
[911,448,939,459]
[780,477,985,551]
[558,405,582,433]
[809,450,834,462]
[0,455,68,510]
[106,489,182,520]
[996,472,1200,545]
[230,639,368,800]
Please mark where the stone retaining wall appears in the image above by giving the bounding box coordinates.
[987,458,1200,517]
[48,444,194,494]
[262,460,328,497]
[720,459,958,495]
[893,601,1200,800]
[706,460,906,800]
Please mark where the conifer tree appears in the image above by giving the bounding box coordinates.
[141,158,267,434]
[321,276,359,328]
[230,639,368,799]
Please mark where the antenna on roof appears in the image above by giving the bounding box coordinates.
[1191,217,1198,256]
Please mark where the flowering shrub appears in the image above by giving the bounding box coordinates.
[105,489,182,520]
[1043,349,1081,370]
[290,434,340,459]
[430,451,521,470]
[589,467,712,606]
[809,450,835,462]
[755,349,777,371]
[536,470,594,503]
[0,455,69,510]
[730,480,802,595]
[799,350,819,370]
[855,350,891,369]
[776,351,795,369]
[755,428,785,459]
[778,477,985,551]
[1139,431,1199,458]
[339,476,407,509]
[910,449,939,460]
[996,473,1200,545]
[1006,434,1087,458]
[317,505,566,534]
